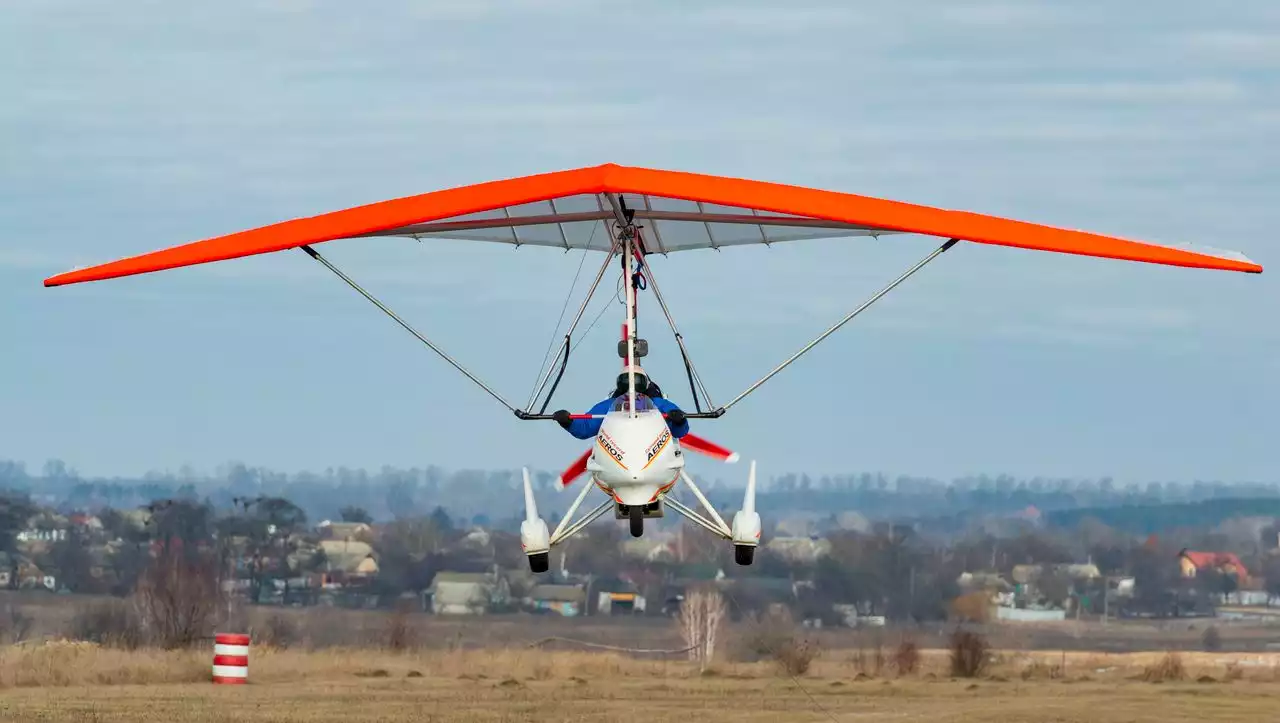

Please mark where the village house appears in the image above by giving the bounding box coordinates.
[16,527,67,545]
[957,570,1014,594]
[592,577,646,615]
[428,570,512,614]
[525,583,587,616]
[766,536,832,563]
[316,520,372,542]
[68,513,104,533]
[1179,549,1249,583]
[619,537,678,563]
[317,539,379,586]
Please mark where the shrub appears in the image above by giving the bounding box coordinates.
[851,635,886,677]
[1142,652,1186,683]
[892,635,920,676]
[252,612,299,649]
[774,636,820,676]
[725,605,820,676]
[0,603,33,644]
[68,599,146,649]
[383,603,417,652]
[1202,625,1222,652]
[732,607,795,662]
[1020,659,1064,680]
[948,628,989,678]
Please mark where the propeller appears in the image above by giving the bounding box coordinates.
[555,449,592,489]
[555,433,738,489]
[679,433,740,464]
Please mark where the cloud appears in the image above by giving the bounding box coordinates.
[1179,30,1280,66]
[1053,306,1196,331]
[986,80,1249,104]
[685,5,867,32]
[0,250,85,273]
[985,322,1140,348]
[932,2,1064,27]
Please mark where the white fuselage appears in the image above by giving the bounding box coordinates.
[585,407,684,507]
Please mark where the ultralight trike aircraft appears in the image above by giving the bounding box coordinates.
[43,164,1262,573]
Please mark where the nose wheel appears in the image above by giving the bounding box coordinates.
[629,505,644,537]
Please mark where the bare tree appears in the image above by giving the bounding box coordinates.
[676,586,728,672]
[135,537,223,649]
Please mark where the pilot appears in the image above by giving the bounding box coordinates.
[553,364,689,440]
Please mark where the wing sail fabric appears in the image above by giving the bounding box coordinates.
[44,163,1261,287]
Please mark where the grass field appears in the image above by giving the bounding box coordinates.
[8,590,1280,655]
[3,642,1280,722]
[7,591,1280,721]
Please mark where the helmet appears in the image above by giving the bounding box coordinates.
[614,365,649,396]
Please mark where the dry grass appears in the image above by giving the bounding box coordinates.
[1140,651,1188,683]
[2,642,1280,721]
[7,640,1280,688]
[11,590,1280,655]
[0,641,207,687]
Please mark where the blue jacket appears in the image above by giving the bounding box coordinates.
[565,395,690,440]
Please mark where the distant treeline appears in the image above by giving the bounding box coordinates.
[1,458,1276,534]
[1045,498,1280,537]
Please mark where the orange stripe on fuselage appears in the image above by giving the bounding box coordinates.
[596,434,627,470]
[649,474,679,503]
[641,429,671,470]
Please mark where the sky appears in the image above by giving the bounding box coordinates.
[2,0,1277,485]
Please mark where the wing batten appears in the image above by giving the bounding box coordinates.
[42,162,1260,287]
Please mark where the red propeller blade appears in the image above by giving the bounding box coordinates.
[556,448,592,488]
[680,433,740,463]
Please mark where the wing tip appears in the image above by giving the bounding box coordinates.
[44,268,86,287]
[1171,244,1263,274]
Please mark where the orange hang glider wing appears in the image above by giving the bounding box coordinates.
[43,163,1261,287]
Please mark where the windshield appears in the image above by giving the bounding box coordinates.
[611,393,656,413]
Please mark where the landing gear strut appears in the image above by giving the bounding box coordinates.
[518,462,764,572]
[663,461,762,566]
[519,468,612,573]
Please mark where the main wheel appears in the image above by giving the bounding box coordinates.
[629,506,644,537]
[528,551,549,573]
[734,544,755,566]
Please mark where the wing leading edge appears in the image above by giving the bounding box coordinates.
[43,163,1261,287]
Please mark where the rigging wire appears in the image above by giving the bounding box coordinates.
[570,274,624,355]
[528,223,599,396]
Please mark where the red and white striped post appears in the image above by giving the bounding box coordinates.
[212,632,250,684]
